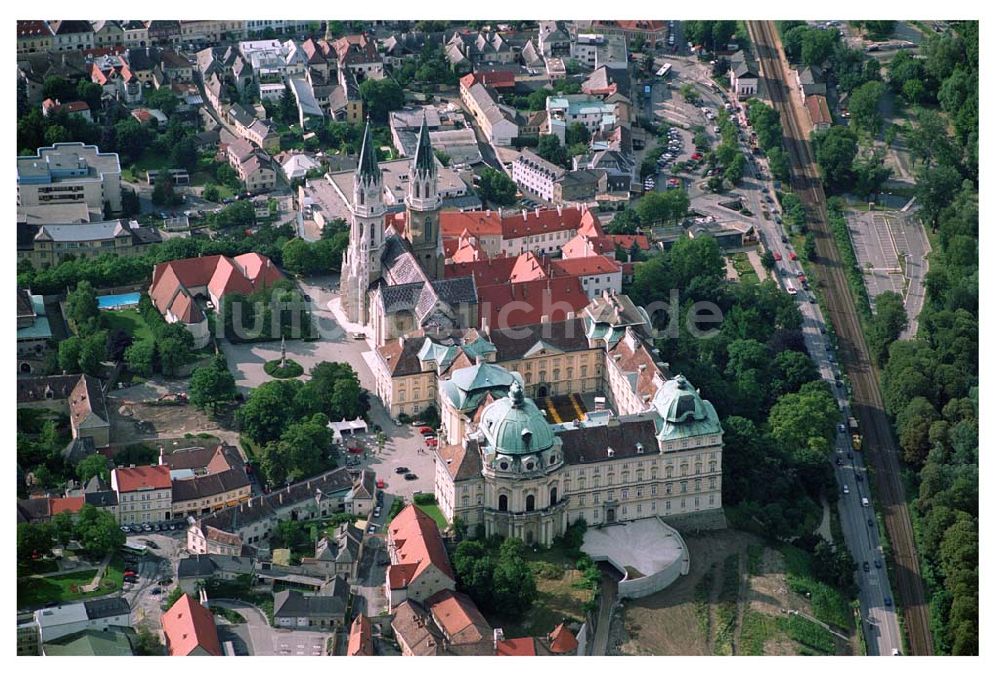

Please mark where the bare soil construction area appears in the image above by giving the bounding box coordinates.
[613,529,858,656]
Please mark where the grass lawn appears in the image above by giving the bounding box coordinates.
[121,153,171,183]
[780,545,853,630]
[415,503,449,531]
[500,547,592,638]
[729,253,759,283]
[102,309,154,344]
[17,554,124,609]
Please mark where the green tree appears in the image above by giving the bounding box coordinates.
[801,28,838,67]
[724,156,744,185]
[869,291,908,365]
[58,336,83,372]
[281,238,319,276]
[564,122,591,147]
[278,85,298,125]
[17,522,53,563]
[75,504,126,558]
[125,340,157,377]
[66,280,99,328]
[189,354,237,413]
[768,385,840,455]
[476,168,517,207]
[113,118,151,163]
[79,330,109,376]
[135,628,166,656]
[853,150,892,199]
[169,136,198,172]
[916,164,962,229]
[848,80,886,135]
[536,134,568,168]
[238,379,305,444]
[145,87,179,115]
[767,148,790,183]
[50,511,76,546]
[635,189,689,225]
[812,126,858,192]
[165,587,185,609]
[76,454,110,484]
[896,396,939,465]
[203,184,220,202]
[359,79,405,124]
[277,413,333,482]
[75,80,104,110]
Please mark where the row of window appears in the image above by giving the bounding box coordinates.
[577,493,716,521]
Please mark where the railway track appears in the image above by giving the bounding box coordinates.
[746,20,933,656]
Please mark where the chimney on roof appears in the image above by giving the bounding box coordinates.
[556,204,562,216]
[493,627,505,650]
[535,207,541,217]
[521,209,527,220]
[607,447,615,458]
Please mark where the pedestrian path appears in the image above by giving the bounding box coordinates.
[79,553,113,593]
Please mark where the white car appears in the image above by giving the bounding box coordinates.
[842,484,850,495]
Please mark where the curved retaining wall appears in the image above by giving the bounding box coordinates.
[589,521,690,599]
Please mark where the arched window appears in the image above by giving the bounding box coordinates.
[414,182,421,199]
[526,494,535,512]
[358,190,364,206]
[498,494,508,512]
[425,217,433,242]
[550,486,558,506]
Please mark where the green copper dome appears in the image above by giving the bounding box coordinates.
[652,375,722,440]
[479,381,555,456]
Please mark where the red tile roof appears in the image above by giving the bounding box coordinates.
[425,590,491,645]
[499,207,584,240]
[550,255,621,278]
[113,465,171,493]
[441,211,502,239]
[149,253,284,321]
[347,615,373,656]
[478,278,589,331]
[386,505,455,588]
[805,94,832,126]
[162,594,222,656]
[548,623,578,654]
[462,70,516,90]
[611,234,651,251]
[446,255,518,287]
[49,496,85,515]
[496,636,536,656]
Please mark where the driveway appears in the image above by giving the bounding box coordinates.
[209,601,329,656]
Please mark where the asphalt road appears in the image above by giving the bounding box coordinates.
[209,600,328,656]
[747,20,932,655]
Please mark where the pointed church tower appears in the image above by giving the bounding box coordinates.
[340,118,387,325]
[404,113,444,280]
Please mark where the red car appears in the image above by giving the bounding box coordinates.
[123,569,137,577]
[788,251,798,261]
[348,446,364,454]
[772,251,782,261]
[376,479,386,489]
[418,426,434,435]
[797,273,807,283]
[690,153,703,160]
[425,438,438,447]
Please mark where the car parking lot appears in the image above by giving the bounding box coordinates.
[845,209,929,336]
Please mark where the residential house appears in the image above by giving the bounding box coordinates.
[577,20,669,49]
[571,33,628,70]
[48,21,94,53]
[289,77,325,131]
[16,374,110,448]
[91,21,124,50]
[728,51,759,99]
[34,598,131,643]
[279,152,322,182]
[796,66,827,102]
[347,615,373,656]
[170,468,252,519]
[333,35,384,81]
[225,139,277,193]
[176,554,256,595]
[273,577,350,629]
[539,21,572,57]
[41,627,136,656]
[121,21,149,49]
[17,21,53,55]
[90,55,142,104]
[345,469,376,515]
[391,599,445,655]
[112,465,172,525]
[186,467,356,555]
[805,94,833,131]
[300,523,364,581]
[41,99,93,122]
[445,31,514,68]
[18,51,90,105]
[425,589,493,654]
[385,505,456,607]
[459,80,519,146]
[162,593,222,656]
[546,94,619,145]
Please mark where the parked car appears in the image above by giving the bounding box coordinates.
[837,423,846,433]
[418,426,434,435]
[150,587,161,596]
[352,333,366,340]
[404,473,418,481]
[863,561,870,573]
[772,251,782,261]
[874,559,882,569]
[141,523,153,532]
[394,467,409,474]
[367,524,377,534]
[884,596,893,607]
[842,484,850,494]
[788,251,797,261]
[425,438,438,447]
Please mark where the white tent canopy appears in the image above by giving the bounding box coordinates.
[328,417,368,442]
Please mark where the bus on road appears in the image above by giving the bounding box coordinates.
[656,63,672,77]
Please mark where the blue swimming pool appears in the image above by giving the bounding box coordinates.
[97,292,141,310]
